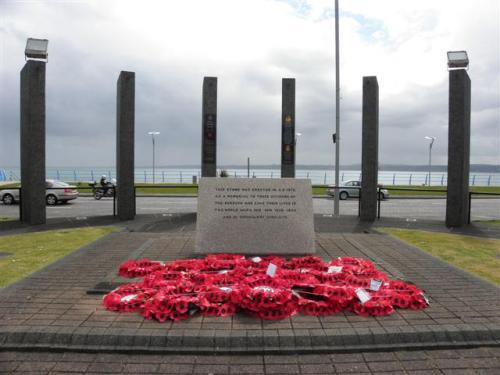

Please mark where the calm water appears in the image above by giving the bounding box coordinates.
[2,167,499,186]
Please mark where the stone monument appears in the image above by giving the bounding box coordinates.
[196,178,314,254]
[281,78,296,178]
[116,71,136,220]
[20,60,46,225]
[201,77,217,177]
[446,69,471,227]
[360,76,379,222]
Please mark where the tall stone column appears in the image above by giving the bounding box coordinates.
[202,77,217,177]
[446,70,471,227]
[116,71,135,220]
[281,78,295,178]
[360,76,379,222]
[20,60,46,225]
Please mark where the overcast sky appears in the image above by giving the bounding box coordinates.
[1,0,499,168]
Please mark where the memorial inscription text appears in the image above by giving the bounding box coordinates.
[213,186,297,220]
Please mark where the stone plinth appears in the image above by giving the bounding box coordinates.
[20,60,46,225]
[196,178,314,254]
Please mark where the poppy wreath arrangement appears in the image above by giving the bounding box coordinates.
[103,254,429,321]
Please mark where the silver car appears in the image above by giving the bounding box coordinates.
[0,180,79,206]
[327,180,389,200]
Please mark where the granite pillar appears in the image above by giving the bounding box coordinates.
[202,77,217,177]
[360,76,379,222]
[20,60,46,225]
[446,69,471,227]
[281,78,295,178]
[116,71,135,220]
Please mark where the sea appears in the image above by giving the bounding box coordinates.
[2,167,499,186]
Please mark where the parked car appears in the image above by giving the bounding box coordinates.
[0,180,79,206]
[327,180,389,200]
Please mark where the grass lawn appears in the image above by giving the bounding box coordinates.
[379,228,500,285]
[0,226,116,288]
[475,219,500,225]
[386,185,500,197]
[0,217,15,222]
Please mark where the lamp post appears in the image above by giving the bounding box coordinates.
[294,133,302,171]
[334,0,341,216]
[148,131,160,184]
[424,136,436,186]
[295,132,302,145]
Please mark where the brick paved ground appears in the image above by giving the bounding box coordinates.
[0,227,499,353]
[1,347,499,374]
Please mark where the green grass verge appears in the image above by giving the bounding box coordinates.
[474,219,500,225]
[0,217,15,222]
[378,228,500,285]
[8,182,498,197]
[0,226,117,288]
[387,185,500,196]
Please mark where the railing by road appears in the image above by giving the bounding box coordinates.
[3,168,500,186]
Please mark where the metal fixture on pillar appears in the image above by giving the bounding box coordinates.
[148,131,160,184]
[447,51,469,70]
[424,136,436,186]
[25,38,49,62]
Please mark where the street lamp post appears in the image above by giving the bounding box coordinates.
[334,0,340,216]
[148,131,160,184]
[424,136,436,186]
[294,133,302,174]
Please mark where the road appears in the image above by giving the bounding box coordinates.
[1,196,498,221]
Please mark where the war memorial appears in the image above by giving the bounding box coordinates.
[0,29,499,374]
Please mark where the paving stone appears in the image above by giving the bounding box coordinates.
[52,361,90,372]
[229,364,265,374]
[123,363,159,373]
[158,363,194,374]
[265,363,301,374]
[87,362,125,373]
[368,360,405,372]
[300,363,335,374]
[334,362,370,373]
[193,363,229,374]
[16,361,56,372]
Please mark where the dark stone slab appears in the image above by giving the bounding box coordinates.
[446,69,471,227]
[20,60,46,225]
[360,76,379,222]
[116,71,136,221]
[202,77,217,177]
[281,78,296,178]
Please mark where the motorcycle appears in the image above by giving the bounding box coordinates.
[89,179,116,200]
